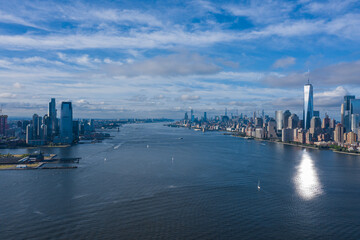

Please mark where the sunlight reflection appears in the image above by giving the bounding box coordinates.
[294,149,323,200]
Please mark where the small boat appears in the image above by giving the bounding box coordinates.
[147,145,149,148]
[257,180,261,190]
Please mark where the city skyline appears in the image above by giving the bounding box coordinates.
[0,0,360,118]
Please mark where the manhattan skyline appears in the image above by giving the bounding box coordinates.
[0,0,360,118]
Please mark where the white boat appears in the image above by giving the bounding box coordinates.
[147,145,149,148]
[257,180,261,190]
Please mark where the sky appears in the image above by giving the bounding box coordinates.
[0,0,360,119]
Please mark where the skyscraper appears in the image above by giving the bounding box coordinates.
[275,110,283,131]
[303,82,313,130]
[341,95,355,132]
[283,110,291,128]
[48,98,57,136]
[190,109,194,122]
[334,123,344,144]
[60,102,73,144]
[0,115,8,136]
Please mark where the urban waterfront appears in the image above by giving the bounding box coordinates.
[1,123,359,240]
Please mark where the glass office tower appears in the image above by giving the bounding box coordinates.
[60,102,73,144]
[303,83,313,130]
[342,95,355,132]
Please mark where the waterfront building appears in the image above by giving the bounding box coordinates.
[305,131,313,144]
[184,112,188,121]
[345,132,357,145]
[297,130,306,144]
[334,123,344,144]
[190,109,194,122]
[60,102,73,144]
[203,112,207,122]
[303,82,314,130]
[275,110,283,131]
[282,128,294,142]
[267,119,277,139]
[341,95,355,132]
[0,115,8,136]
[255,128,265,139]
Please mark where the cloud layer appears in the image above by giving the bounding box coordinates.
[0,0,359,119]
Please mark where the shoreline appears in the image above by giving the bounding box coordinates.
[227,132,360,156]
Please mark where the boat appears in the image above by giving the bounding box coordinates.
[147,145,149,148]
[257,180,261,190]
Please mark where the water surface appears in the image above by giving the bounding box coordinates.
[1,123,359,239]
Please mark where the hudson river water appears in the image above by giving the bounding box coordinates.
[1,123,360,239]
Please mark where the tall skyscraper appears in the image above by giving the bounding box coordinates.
[341,95,355,132]
[0,115,8,136]
[60,102,73,144]
[351,114,359,132]
[190,109,194,122]
[275,110,283,131]
[303,82,313,130]
[203,112,207,122]
[48,98,57,136]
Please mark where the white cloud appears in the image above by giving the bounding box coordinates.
[0,93,16,98]
[180,95,201,101]
[13,82,22,89]
[264,60,360,87]
[273,57,296,68]
[104,53,222,77]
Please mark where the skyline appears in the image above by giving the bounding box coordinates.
[1,0,360,118]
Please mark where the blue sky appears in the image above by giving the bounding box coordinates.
[0,0,360,119]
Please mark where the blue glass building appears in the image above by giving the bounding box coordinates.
[60,102,73,144]
[303,83,313,130]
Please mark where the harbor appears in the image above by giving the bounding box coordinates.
[0,151,80,170]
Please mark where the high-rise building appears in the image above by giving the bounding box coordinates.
[0,115,8,136]
[255,117,263,127]
[310,116,321,136]
[322,114,330,129]
[48,98,57,136]
[303,82,313,130]
[275,110,283,131]
[26,124,34,144]
[203,112,207,122]
[341,95,355,132]
[288,114,299,129]
[351,114,359,133]
[184,112,188,121]
[283,110,291,128]
[190,109,194,122]
[32,114,41,139]
[334,123,344,144]
[60,102,73,144]
[350,99,360,131]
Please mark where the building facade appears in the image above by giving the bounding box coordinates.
[303,83,313,130]
[60,102,73,144]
